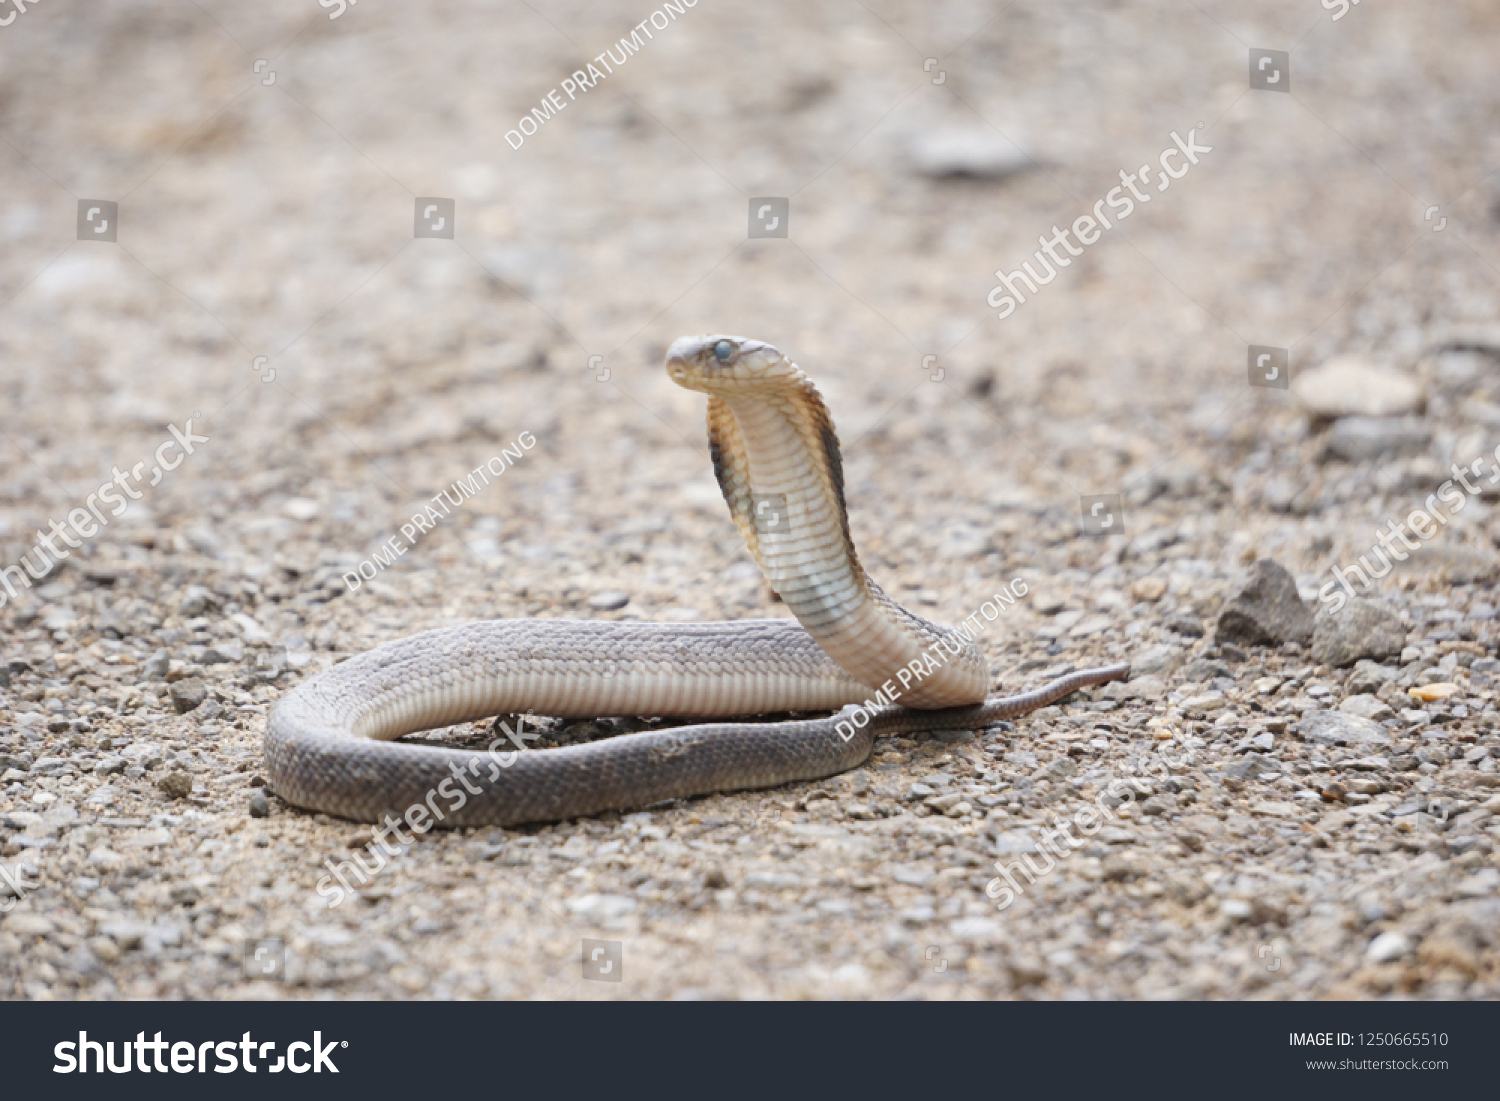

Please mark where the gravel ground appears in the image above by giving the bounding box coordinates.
[2,0,1499,1000]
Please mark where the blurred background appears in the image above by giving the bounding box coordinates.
[1,0,1497,619]
[1,1,1498,1000]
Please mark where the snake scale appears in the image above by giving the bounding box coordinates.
[265,335,1130,826]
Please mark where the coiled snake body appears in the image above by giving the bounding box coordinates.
[266,336,1129,825]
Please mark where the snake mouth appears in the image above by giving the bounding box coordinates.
[664,334,729,391]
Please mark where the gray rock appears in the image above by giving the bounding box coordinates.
[142,648,170,678]
[1296,710,1393,748]
[1431,348,1491,386]
[1216,559,1314,647]
[745,870,807,889]
[141,918,183,950]
[1455,868,1500,897]
[1031,593,1067,615]
[1166,613,1203,638]
[1224,752,1277,781]
[1431,321,1500,354]
[169,678,208,714]
[1181,658,1231,682]
[120,742,165,769]
[1036,757,1077,782]
[1104,673,1165,700]
[930,729,975,744]
[586,591,630,611]
[230,612,271,642]
[98,918,150,949]
[1311,598,1406,667]
[1130,644,1182,677]
[1347,660,1397,694]
[1101,853,1141,881]
[1415,546,1500,584]
[201,639,244,664]
[1323,416,1430,462]
[178,585,213,617]
[1181,692,1228,714]
[1292,355,1425,418]
[248,791,270,818]
[992,830,1039,855]
[1261,475,1301,513]
[1339,694,1395,722]
[94,756,127,776]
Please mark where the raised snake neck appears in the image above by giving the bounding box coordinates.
[265,335,1129,826]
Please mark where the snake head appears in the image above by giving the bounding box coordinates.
[665,334,803,395]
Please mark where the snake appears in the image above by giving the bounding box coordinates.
[265,335,1130,827]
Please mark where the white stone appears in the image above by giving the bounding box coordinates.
[1366,931,1411,962]
[1292,355,1424,418]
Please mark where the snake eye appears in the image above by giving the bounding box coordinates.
[713,340,734,363]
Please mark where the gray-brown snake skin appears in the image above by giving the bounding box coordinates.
[265,336,1130,825]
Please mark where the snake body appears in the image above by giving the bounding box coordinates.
[266,336,1129,825]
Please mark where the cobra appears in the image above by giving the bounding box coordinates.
[264,335,1129,825]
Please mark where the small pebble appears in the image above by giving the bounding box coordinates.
[169,678,208,715]
[1220,899,1252,921]
[1365,932,1412,963]
[157,771,193,800]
